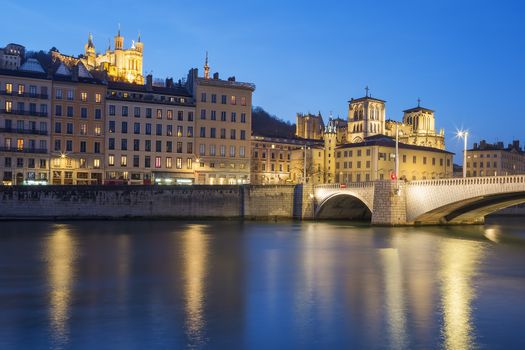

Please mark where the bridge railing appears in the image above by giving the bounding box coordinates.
[315,182,375,190]
[407,175,525,187]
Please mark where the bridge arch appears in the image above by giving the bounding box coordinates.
[411,191,525,224]
[315,193,372,221]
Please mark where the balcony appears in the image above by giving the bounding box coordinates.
[0,128,48,135]
[0,147,48,154]
[0,109,48,117]
[0,90,49,99]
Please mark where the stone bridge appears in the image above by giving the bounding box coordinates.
[313,175,525,225]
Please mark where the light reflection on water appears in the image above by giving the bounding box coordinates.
[46,224,76,349]
[0,219,524,349]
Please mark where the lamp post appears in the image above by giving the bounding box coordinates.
[457,130,469,178]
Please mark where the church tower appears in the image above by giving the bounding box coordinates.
[114,26,124,50]
[135,32,143,53]
[204,51,210,79]
[84,33,96,68]
[347,87,386,143]
[324,117,338,183]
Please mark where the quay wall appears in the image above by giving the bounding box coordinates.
[0,185,301,220]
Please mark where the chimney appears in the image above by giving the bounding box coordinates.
[213,72,219,80]
[513,140,520,150]
[473,142,478,150]
[227,76,236,82]
[72,64,79,82]
[165,78,173,88]
[146,74,153,91]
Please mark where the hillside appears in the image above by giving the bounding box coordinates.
[252,107,296,138]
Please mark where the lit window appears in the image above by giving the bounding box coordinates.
[241,96,246,106]
[155,156,162,168]
[94,126,101,136]
[187,158,192,169]
[6,83,12,94]
[80,124,87,135]
[17,138,24,150]
[18,84,24,95]
[121,155,127,167]
[5,101,12,112]
[81,92,87,102]
[230,95,236,105]
[93,159,100,169]
[176,157,182,169]
[166,157,172,168]
[95,93,101,103]
[108,155,115,166]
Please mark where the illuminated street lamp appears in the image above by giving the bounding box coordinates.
[457,130,469,178]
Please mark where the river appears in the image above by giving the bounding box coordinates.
[1,218,525,349]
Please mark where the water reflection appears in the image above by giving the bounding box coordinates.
[182,224,209,347]
[439,239,484,350]
[46,224,76,349]
[380,248,408,350]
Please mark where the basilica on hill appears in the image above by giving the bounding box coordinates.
[52,27,144,84]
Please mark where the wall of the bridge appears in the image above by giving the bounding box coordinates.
[405,175,525,224]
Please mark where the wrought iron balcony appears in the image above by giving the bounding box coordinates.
[0,147,48,154]
[0,128,48,135]
[0,90,49,99]
[0,109,48,117]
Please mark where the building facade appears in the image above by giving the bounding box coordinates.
[295,112,324,140]
[188,67,255,185]
[50,62,106,184]
[0,60,51,185]
[105,77,195,184]
[466,140,525,177]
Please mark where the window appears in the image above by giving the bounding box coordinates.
[230,129,236,140]
[6,83,12,94]
[221,111,226,121]
[122,122,128,134]
[187,126,193,137]
[109,138,115,150]
[156,109,162,119]
[121,155,127,167]
[199,144,205,156]
[413,156,416,164]
[134,123,140,134]
[145,156,151,168]
[121,139,128,151]
[210,144,216,156]
[108,155,115,166]
[200,109,206,120]
[241,96,246,106]
[230,96,236,105]
[80,141,86,153]
[145,140,151,152]
[176,157,183,169]
[231,112,237,122]
[220,145,226,157]
[201,93,206,102]
[133,139,140,151]
[145,123,151,135]
[81,92,87,102]
[109,105,116,116]
[177,111,183,121]
[221,95,227,104]
[55,122,62,133]
[200,127,206,138]
[240,130,246,140]
[167,125,173,136]
[156,140,161,152]
[122,106,128,117]
[146,108,152,118]
[211,94,217,103]
[155,156,162,168]
[166,157,172,168]
[133,156,139,168]
[240,146,245,158]
[187,158,192,169]
[54,139,61,151]
[18,84,25,95]
[109,121,115,133]
[241,113,246,123]
[94,142,100,153]
[95,93,101,103]
[80,123,87,135]
[134,107,141,118]
[166,141,172,152]
[210,128,216,138]
[167,110,173,120]
[156,124,162,136]
[211,110,216,120]
[55,105,62,116]
[177,126,183,137]
[67,90,74,100]
[187,142,193,154]
[66,140,73,152]
[188,112,193,121]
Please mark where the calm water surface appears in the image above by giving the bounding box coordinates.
[1,219,525,349]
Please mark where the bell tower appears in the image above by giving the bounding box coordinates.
[84,33,96,68]
[347,86,386,143]
[114,25,124,50]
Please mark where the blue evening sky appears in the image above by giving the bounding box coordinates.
[2,0,524,158]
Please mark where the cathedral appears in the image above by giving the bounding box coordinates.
[52,28,144,84]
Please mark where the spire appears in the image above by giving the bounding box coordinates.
[417,97,421,107]
[204,51,210,79]
[107,38,111,51]
[87,32,94,48]
[138,31,141,42]
[118,23,121,36]
[365,86,370,97]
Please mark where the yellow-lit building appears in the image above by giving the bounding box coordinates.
[335,135,453,182]
[295,112,324,140]
[52,30,144,84]
[466,140,525,177]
